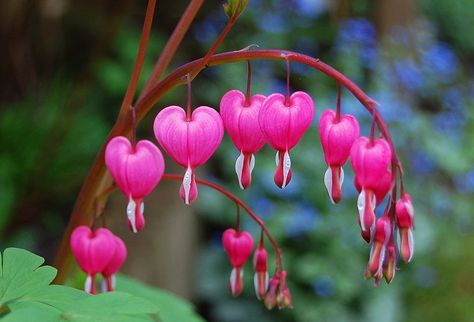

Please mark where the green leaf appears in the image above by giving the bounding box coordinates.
[223,0,248,19]
[59,291,159,322]
[116,275,206,322]
[0,248,57,307]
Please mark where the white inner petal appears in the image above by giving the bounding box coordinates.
[340,167,345,186]
[249,154,255,174]
[324,167,334,204]
[84,275,93,294]
[235,151,245,190]
[275,151,280,167]
[408,228,414,262]
[140,202,144,216]
[127,196,137,233]
[183,165,193,204]
[282,150,291,189]
[101,278,107,293]
[357,191,366,231]
[253,273,259,299]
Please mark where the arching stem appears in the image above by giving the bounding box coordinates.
[162,174,284,272]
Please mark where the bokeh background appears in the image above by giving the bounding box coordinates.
[1,0,474,321]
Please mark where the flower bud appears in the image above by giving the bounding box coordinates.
[365,216,392,279]
[396,194,415,263]
[253,246,269,300]
[264,277,280,310]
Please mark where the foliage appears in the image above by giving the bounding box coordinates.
[0,248,204,322]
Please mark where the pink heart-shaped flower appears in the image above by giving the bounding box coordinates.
[102,235,127,292]
[70,226,116,294]
[319,109,360,204]
[258,91,315,188]
[154,105,224,204]
[105,136,165,233]
[220,90,266,189]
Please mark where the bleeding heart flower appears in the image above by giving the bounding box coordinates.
[396,194,415,263]
[101,235,127,292]
[319,109,360,204]
[154,106,223,204]
[259,91,315,189]
[222,228,254,296]
[350,137,392,237]
[365,215,392,281]
[252,245,269,300]
[70,226,117,294]
[105,136,165,233]
[220,90,266,189]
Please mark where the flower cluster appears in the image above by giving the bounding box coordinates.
[68,58,415,304]
[70,226,127,294]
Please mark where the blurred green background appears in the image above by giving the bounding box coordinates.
[1,0,474,321]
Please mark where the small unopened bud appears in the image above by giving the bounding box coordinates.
[253,246,269,300]
[383,242,397,284]
[365,216,392,279]
[264,277,279,310]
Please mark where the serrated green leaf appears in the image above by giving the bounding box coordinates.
[0,248,57,307]
[116,275,206,322]
[2,302,60,322]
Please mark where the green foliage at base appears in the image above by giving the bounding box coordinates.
[0,248,205,322]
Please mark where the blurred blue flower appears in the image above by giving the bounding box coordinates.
[293,0,328,18]
[257,12,289,34]
[454,168,474,193]
[394,58,424,91]
[422,42,459,83]
[284,203,319,237]
[338,18,376,47]
[410,150,436,176]
[313,275,335,297]
[249,196,276,219]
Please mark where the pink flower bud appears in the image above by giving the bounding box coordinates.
[253,246,269,300]
[154,105,224,204]
[222,228,254,296]
[383,240,397,284]
[220,90,266,190]
[365,216,392,279]
[319,109,360,204]
[396,194,415,263]
[264,276,280,310]
[275,271,292,309]
[105,136,165,233]
[259,91,315,189]
[70,226,117,294]
[102,235,127,292]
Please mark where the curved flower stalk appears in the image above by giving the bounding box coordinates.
[105,136,165,232]
[220,89,266,189]
[259,91,315,188]
[154,106,224,204]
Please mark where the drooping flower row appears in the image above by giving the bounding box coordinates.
[99,82,414,294]
[70,226,127,294]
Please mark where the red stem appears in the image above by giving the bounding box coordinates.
[162,174,284,271]
[369,110,376,145]
[285,57,291,106]
[335,83,341,122]
[186,73,192,121]
[140,0,204,98]
[244,60,252,106]
[120,0,156,113]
